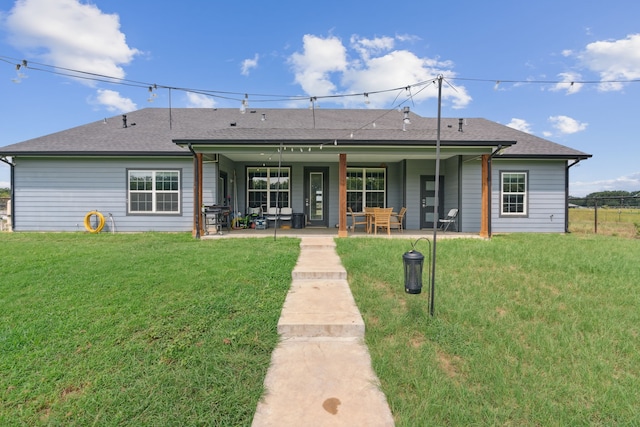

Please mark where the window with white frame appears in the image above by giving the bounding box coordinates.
[501,171,527,216]
[346,167,386,211]
[247,167,290,209]
[128,170,181,214]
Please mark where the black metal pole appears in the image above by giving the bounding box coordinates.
[430,76,443,317]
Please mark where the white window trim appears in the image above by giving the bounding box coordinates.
[127,169,181,214]
[346,167,386,210]
[500,171,528,217]
[246,167,291,209]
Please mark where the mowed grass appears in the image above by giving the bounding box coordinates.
[336,234,640,426]
[0,233,299,426]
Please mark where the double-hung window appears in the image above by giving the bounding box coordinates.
[501,171,527,216]
[247,167,290,208]
[128,170,181,214]
[346,167,386,211]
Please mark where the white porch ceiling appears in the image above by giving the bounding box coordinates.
[198,145,495,163]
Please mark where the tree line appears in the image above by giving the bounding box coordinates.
[569,191,640,207]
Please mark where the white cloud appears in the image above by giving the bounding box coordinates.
[289,34,348,96]
[185,92,216,108]
[94,89,136,113]
[578,33,640,91]
[395,33,421,43]
[571,172,640,197]
[3,0,139,82]
[549,72,583,94]
[288,34,471,109]
[241,54,259,76]
[0,181,9,188]
[548,115,588,134]
[506,118,532,133]
[350,35,395,60]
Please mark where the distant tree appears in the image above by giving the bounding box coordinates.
[568,196,587,207]
[0,187,10,198]
[582,190,640,207]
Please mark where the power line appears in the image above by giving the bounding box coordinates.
[4,55,639,106]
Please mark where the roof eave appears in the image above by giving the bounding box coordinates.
[497,153,592,160]
[0,151,191,157]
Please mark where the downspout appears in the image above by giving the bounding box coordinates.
[566,159,582,233]
[487,145,503,238]
[1,157,15,231]
[187,144,200,239]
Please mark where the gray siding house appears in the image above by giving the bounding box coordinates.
[0,108,591,236]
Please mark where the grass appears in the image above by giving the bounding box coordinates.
[336,234,640,426]
[0,233,300,426]
[2,232,639,426]
[569,207,640,238]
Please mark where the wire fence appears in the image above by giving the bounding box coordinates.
[568,196,640,237]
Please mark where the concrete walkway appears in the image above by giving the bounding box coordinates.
[252,236,395,426]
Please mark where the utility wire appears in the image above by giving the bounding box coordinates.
[7,55,639,107]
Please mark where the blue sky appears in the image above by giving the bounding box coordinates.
[1,0,639,196]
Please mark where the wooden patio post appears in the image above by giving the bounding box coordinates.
[338,153,348,237]
[480,154,490,238]
[193,153,203,238]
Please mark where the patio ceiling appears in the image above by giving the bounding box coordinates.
[194,143,498,163]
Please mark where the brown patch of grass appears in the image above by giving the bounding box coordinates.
[409,333,426,348]
[61,383,89,400]
[436,349,463,379]
[38,405,52,422]
[367,315,380,326]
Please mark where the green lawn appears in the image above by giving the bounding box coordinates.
[2,232,639,426]
[0,233,300,426]
[336,234,640,426]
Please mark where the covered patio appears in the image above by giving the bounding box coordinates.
[174,109,514,239]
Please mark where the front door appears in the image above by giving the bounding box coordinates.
[304,167,329,227]
[420,175,444,229]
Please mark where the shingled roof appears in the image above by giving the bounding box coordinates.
[0,108,591,159]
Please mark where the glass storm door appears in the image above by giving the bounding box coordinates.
[304,167,329,227]
[420,175,444,229]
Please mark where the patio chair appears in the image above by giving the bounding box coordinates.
[279,207,293,227]
[265,207,279,227]
[439,208,458,232]
[372,207,393,235]
[390,207,407,232]
[364,206,375,233]
[266,207,293,228]
[348,207,368,232]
